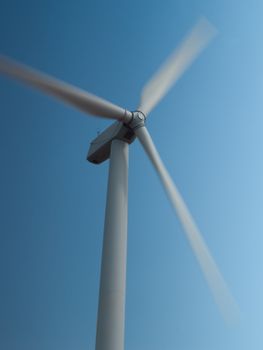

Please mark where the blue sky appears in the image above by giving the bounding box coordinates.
[0,0,263,349]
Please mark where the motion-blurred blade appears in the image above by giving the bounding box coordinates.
[138,17,217,116]
[135,126,239,323]
[0,55,132,122]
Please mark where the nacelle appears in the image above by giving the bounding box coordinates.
[87,122,135,164]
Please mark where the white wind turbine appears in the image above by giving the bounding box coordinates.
[0,17,238,350]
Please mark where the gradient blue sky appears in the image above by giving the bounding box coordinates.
[1,0,263,349]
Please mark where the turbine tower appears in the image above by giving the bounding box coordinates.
[0,17,238,350]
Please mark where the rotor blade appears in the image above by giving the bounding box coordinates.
[135,126,239,323]
[0,55,132,123]
[138,17,217,116]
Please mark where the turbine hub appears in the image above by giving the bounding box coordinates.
[126,110,146,130]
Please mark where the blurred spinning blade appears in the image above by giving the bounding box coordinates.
[139,17,217,116]
[0,55,132,122]
[135,126,240,324]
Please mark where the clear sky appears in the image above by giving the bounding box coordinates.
[0,0,263,349]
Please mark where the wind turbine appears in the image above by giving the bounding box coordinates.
[0,17,238,350]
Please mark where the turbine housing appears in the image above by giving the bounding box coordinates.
[87,121,135,164]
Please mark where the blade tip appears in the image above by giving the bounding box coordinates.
[196,16,218,41]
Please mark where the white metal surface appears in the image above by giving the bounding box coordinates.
[95,139,129,350]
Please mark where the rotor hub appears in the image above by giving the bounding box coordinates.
[126,110,146,130]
